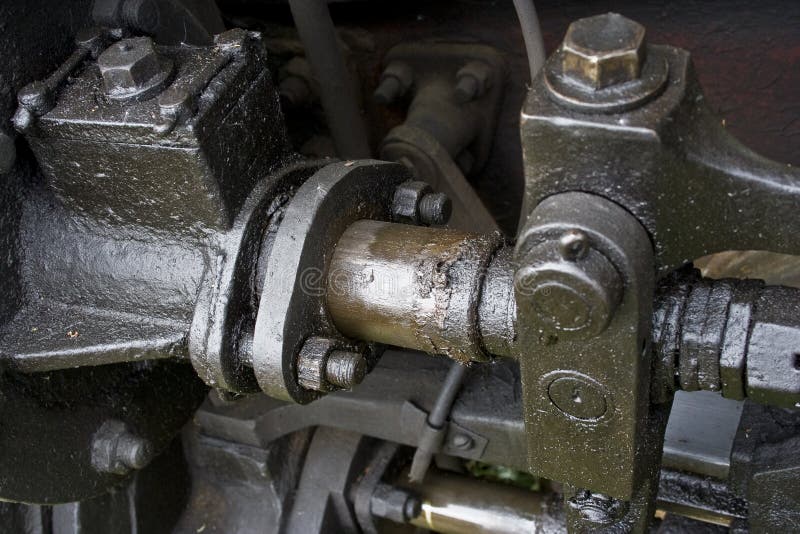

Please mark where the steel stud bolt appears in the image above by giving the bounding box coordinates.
[297,337,368,392]
[454,61,492,104]
[370,483,422,523]
[374,61,413,105]
[392,180,452,226]
[325,349,368,389]
[419,192,452,226]
[91,420,155,476]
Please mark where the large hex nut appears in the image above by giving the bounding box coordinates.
[562,13,646,89]
[97,37,173,102]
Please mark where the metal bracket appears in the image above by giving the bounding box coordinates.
[399,401,488,460]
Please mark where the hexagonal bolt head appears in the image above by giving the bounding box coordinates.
[91,420,155,476]
[97,37,173,102]
[370,483,422,523]
[561,13,646,90]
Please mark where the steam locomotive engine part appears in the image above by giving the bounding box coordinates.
[1,1,799,532]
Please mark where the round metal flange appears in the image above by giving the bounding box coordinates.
[188,161,324,393]
[251,160,411,403]
[544,45,669,114]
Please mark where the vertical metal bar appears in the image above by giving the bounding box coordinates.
[287,0,371,158]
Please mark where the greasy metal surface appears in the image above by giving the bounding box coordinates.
[652,272,800,408]
[327,219,501,362]
[522,39,800,272]
[0,359,205,503]
[476,247,516,358]
[0,18,293,503]
[22,30,286,233]
[377,41,504,233]
[515,192,656,501]
[188,161,318,394]
[252,160,409,403]
[662,391,743,479]
[399,468,563,534]
[657,470,747,528]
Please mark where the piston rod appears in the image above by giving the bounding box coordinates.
[326,219,800,409]
[326,219,510,361]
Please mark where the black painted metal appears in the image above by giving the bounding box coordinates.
[521,42,800,273]
[653,270,800,408]
[0,21,296,503]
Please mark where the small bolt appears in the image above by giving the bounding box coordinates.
[370,483,422,523]
[559,230,590,261]
[374,76,403,105]
[297,337,368,392]
[419,192,452,226]
[374,62,413,105]
[0,133,16,175]
[116,432,153,470]
[17,81,54,115]
[91,420,155,476]
[454,74,480,103]
[325,350,368,389]
[454,61,492,104]
[451,433,474,450]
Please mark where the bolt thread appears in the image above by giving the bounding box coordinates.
[325,350,367,389]
[117,434,153,469]
[419,193,452,226]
